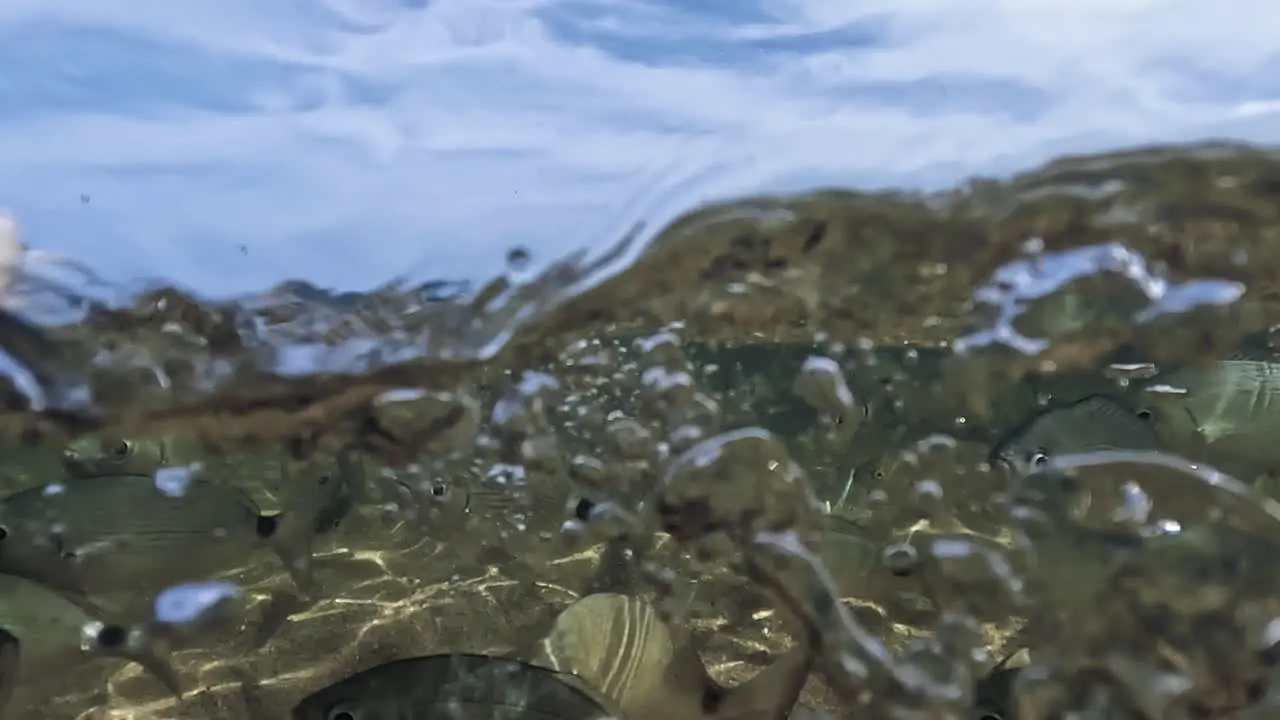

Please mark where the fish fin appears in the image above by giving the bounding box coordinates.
[267,515,316,597]
[84,621,184,699]
[0,629,19,717]
[250,591,308,649]
[269,455,356,596]
[704,642,814,720]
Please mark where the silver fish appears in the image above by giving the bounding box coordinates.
[0,456,355,603]
[0,573,181,698]
[991,395,1163,474]
[291,653,614,720]
[380,468,592,587]
[1140,350,1280,476]
[533,592,811,720]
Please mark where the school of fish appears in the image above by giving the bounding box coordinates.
[1,334,1279,720]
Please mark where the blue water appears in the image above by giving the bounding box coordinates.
[1,0,1278,297]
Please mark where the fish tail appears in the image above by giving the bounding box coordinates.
[250,591,309,649]
[269,453,361,595]
[266,512,318,597]
[88,622,184,699]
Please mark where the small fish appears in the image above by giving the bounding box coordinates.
[839,437,1002,535]
[62,434,169,478]
[533,592,811,720]
[291,653,614,720]
[0,455,355,604]
[991,395,1163,474]
[280,451,360,571]
[814,515,883,601]
[398,471,583,560]
[0,573,181,698]
[1140,351,1280,476]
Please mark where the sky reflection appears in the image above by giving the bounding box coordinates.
[1,0,1277,295]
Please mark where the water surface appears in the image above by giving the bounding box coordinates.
[1,4,1280,720]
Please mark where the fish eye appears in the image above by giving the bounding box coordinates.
[95,624,129,650]
[880,542,919,577]
[108,440,131,457]
[1027,449,1050,468]
[0,525,7,541]
[1136,407,1154,420]
[429,482,450,499]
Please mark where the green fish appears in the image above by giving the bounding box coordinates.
[1140,350,1280,477]
[396,471,589,572]
[291,653,614,720]
[0,454,355,604]
[0,573,181,699]
[532,592,812,719]
[402,470,581,533]
[814,515,883,601]
[991,395,1163,473]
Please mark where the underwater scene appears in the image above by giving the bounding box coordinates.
[0,143,1278,718]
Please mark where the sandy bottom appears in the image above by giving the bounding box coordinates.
[8,511,1017,720]
[2,514,788,720]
